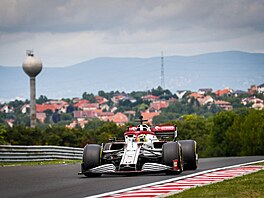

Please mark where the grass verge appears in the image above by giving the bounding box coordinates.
[0,159,81,167]
[169,162,264,198]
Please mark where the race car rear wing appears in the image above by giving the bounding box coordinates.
[151,125,177,140]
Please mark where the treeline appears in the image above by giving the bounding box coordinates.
[0,119,125,148]
[170,109,264,157]
[0,109,263,157]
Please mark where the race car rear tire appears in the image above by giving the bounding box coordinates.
[82,144,102,177]
[162,142,183,175]
[178,140,197,170]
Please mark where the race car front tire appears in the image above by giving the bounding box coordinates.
[82,144,102,177]
[162,142,183,174]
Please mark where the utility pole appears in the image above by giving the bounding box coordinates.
[161,51,165,89]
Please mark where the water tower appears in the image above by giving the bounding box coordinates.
[22,50,43,128]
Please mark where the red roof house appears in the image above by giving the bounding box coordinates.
[74,99,90,109]
[215,88,232,96]
[189,92,204,99]
[149,100,169,111]
[36,104,58,113]
[141,112,160,125]
[108,112,128,126]
[141,95,159,101]
[95,96,108,104]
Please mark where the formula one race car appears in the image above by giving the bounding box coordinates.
[79,116,198,177]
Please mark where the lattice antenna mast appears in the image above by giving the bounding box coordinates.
[161,51,165,89]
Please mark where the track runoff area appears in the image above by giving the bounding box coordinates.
[86,160,264,198]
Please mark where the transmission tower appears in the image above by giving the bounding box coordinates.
[161,51,165,89]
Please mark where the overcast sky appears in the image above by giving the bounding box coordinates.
[0,0,264,67]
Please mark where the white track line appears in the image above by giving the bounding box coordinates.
[85,159,264,198]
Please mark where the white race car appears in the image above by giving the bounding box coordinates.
[79,116,198,177]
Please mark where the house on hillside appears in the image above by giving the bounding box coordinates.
[74,99,90,110]
[124,110,136,121]
[95,96,108,104]
[257,83,264,94]
[214,100,233,110]
[43,100,69,113]
[149,100,169,112]
[21,104,30,114]
[110,106,118,113]
[141,95,159,101]
[66,120,88,129]
[215,88,233,96]
[0,105,14,113]
[188,92,213,106]
[242,97,264,110]
[5,119,15,127]
[111,94,127,104]
[36,100,69,113]
[97,112,115,122]
[188,92,204,99]
[73,109,102,120]
[141,111,160,125]
[72,98,86,103]
[36,112,46,123]
[36,104,58,113]
[198,88,213,95]
[197,95,214,106]
[248,85,258,95]
[81,103,100,111]
[100,103,110,111]
[175,90,188,101]
[108,112,128,126]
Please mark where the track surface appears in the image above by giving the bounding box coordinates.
[1,156,264,198]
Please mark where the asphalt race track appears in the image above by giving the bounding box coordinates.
[1,156,264,198]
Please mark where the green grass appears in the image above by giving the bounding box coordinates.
[169,162,264,198]
[0,159,81,167]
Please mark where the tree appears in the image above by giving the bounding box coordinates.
[240,109,264,155]
[151,86,164,96]
[0,125,7,144]
[206,111,236,157]
[36,95,48,104]
[52,109,61,123]
[171,115,211,157]
[98,90,111,100]
[5,126,42,145]
[44,109,53,123]
[66,104,75,113]
[82,92,96,102]
[224,114,243,156]
[153,112,180,125]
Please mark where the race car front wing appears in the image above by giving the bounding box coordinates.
[78,162,179,175]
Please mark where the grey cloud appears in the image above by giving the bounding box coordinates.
[0,0,264,67]
[1,0,263,33]
[0,0,138,32]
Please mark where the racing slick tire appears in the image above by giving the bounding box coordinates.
[178,140,197,170]
[82,144,102,177]
[162,142,183,175]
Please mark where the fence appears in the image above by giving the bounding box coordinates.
[0,145,83,162]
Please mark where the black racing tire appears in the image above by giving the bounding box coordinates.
[162,142,183,175]
[82,144,102,177]
[178,140,197,170]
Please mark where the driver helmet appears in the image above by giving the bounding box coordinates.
[136,124,150,131]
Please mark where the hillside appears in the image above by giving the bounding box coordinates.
[1,51,264,101]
